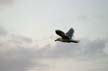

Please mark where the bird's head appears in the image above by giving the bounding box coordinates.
[55,38,62,41]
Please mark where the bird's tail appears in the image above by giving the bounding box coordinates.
[71,40,79,43]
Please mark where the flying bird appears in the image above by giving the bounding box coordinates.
[55,28,79,43]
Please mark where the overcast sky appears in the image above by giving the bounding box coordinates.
[0,0,108,40]
[0,1,108,71]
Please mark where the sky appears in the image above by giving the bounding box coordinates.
[0,0,108,40]
[0,0,108,70]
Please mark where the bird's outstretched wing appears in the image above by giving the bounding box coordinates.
[56,30,69,39]
[66,28,74,39]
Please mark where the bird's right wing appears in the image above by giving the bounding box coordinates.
[55,30,69,39]
[66,28,74,39]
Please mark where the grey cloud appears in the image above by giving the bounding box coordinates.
[0,0,14,5]
[0,48,35,71]
[39,39,107,58]
[0,32,42,71]
[0,30,108,71]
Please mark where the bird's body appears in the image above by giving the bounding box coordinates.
[55,28,79,43]
[55,38,78,43]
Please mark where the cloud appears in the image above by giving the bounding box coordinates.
[35,39,108,71]
[38,39,107,59]
[0,48,36,71]
[0,0,14,5]
[0,28,108,71]
[0,29,42,71]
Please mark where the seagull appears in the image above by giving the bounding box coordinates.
[55,28,79,43]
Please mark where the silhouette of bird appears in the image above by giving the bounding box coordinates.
[55,28,79,43]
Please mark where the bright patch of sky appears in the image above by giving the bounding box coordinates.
[0,0,108,40]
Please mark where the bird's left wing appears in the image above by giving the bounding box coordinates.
[56,30,69,39]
